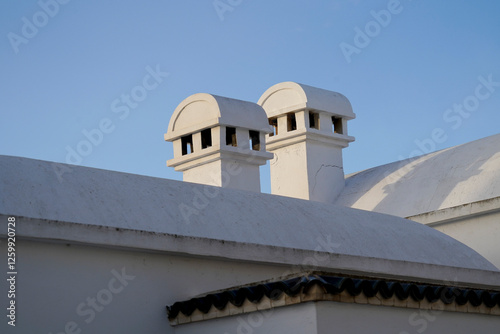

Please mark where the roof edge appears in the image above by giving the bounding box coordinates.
[167,272,500,325]
[407,196,500,226]
[4,214,500,289]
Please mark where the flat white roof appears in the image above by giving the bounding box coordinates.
[1,155,499,287]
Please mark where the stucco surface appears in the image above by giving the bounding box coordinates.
[165,93,272,140]
[0,239,290,334]
[175,300,500,334]
[1,155,497,275]
[315,301,500,334]
[258,81,356,119]
[337,133,500,218]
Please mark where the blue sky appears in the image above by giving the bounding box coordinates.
[1,0,499,193]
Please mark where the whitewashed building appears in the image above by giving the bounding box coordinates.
[1,82,499,333]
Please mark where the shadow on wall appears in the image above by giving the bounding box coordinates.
[339,134,500,217]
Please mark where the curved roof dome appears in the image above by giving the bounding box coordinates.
[165,93,272,141]
[336,133,500,218]
[258,81,356,119]
[1,155,497,279]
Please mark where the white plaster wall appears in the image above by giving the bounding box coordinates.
[171,300,500,334]
[183,159,261,192]
[183,160,222,186]
[305,141,345,204]
[174,302,318,334]
[220,160,262,193]
[315,301,500,334]
[270,141,344,203]
[431,211,500,269]
[270,142,310,200]
[0,239,292,334]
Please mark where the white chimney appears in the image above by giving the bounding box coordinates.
[165,93,273,192]
[258,82,355,203]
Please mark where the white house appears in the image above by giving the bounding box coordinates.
[1,82,499,333]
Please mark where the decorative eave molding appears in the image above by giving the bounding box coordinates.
[166,273,500,326]
[407,196,500,226]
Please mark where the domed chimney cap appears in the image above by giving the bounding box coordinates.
[165,93,272,141]
[258,81,356,119]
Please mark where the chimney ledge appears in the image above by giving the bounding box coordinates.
[267,130,354,151]
[167,147,273,171]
